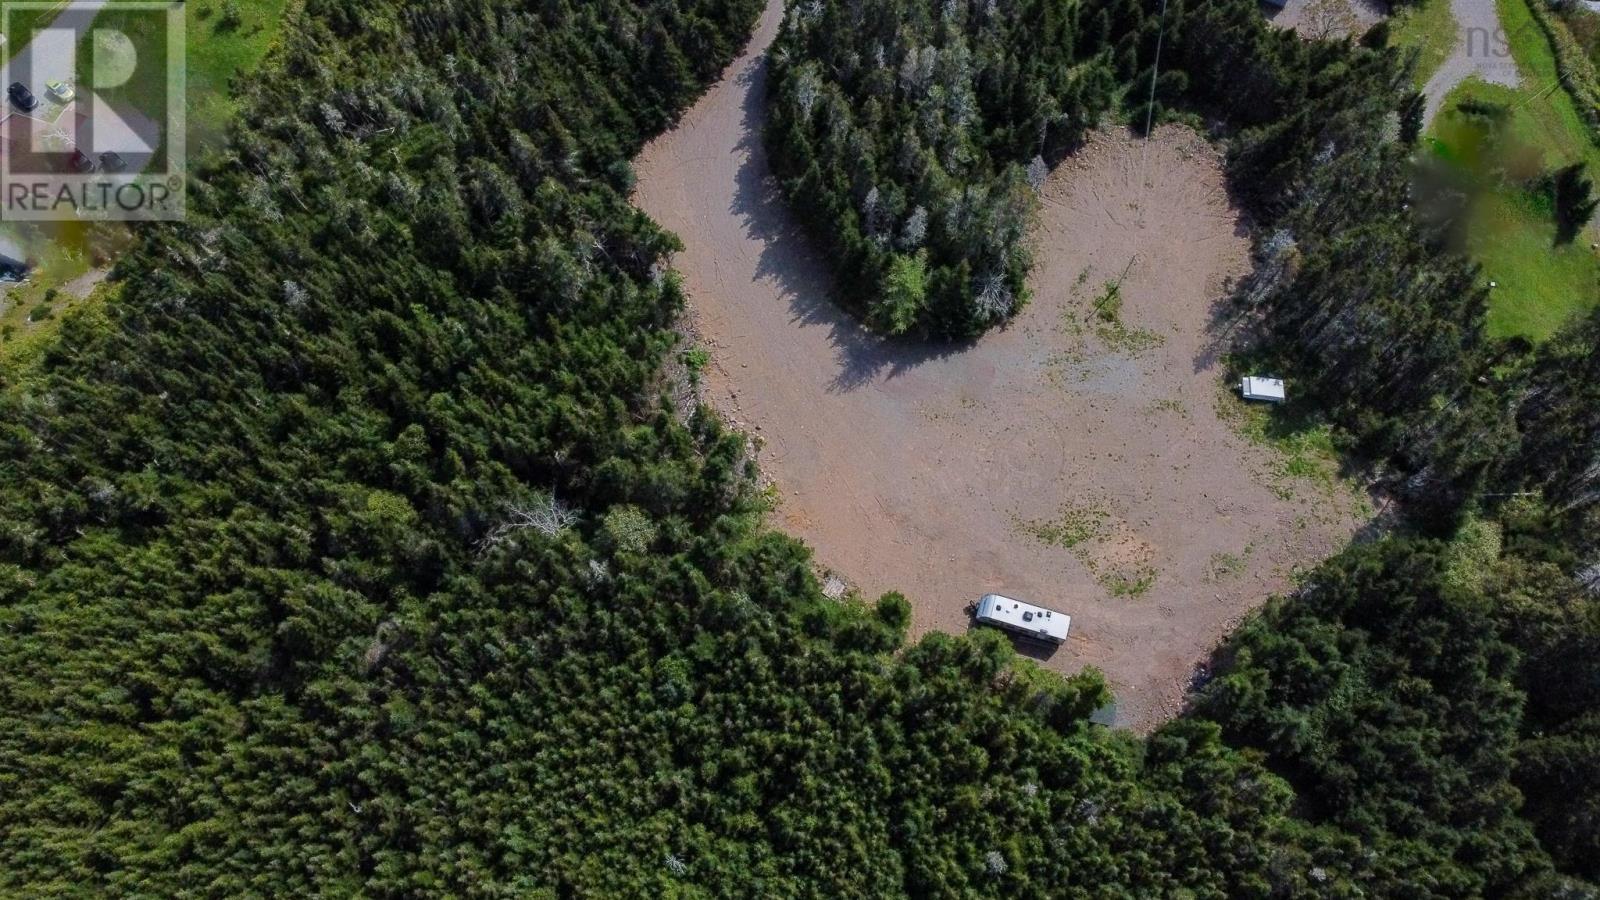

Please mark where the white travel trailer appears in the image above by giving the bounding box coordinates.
[974,594,1071,644]
[1240,376,1286,403]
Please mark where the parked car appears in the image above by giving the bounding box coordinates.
[8,81,37,110]
[98,151,127,173]
[45,80,73,104]
[68,148,95,173]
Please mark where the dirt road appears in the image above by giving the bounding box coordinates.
[1423,0,1521,124]
[633,1,1364,729]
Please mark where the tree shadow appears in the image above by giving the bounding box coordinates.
[1006,634,1064,662]
[963,619,1064,662]
[729,51,970,394]
[1194,276,1252,375]
[1189,167,1260,375]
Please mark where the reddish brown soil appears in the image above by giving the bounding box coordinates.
[633,1,1365,729]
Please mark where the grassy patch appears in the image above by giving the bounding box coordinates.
[1206,548,1250,582]
[1470,186,1600,338]
[1442,515,1503,593]
[1215,382,1367,513]
[0,226,92,338]
[1017,504,1109,550]
[1,0,299,147]
[1388,0,1459,90]
[1091,278,1122,319]
[1147,397,1187,416]
[64,0,295,151]
[1086,276,1163,354]
[0,216,134,362]
[1017,503,1158,598]
[1423,0,1600,340]
[185,0,295,136]
[0,279,114,378]
[1096,317,1163,354]
[1100,566,1156,598]
[0,1,68,63]
[678,345,710,386]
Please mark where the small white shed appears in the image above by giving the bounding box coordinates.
[1240,376,1286,403]
[974,594,1070,644]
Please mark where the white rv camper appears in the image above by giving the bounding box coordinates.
[1240,376,1286,403]
[974,594,1070,644]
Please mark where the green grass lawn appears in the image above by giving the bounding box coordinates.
[1425,0,1600,340]
[1467,178,1600,338]
[185,0,295,138]
[76,0,294,141]
[1,0,69,63]
[1389,0,1457,90]
[1214,382,1370,517]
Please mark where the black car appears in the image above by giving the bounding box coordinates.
[7,81,37,111]
[68,148,95,173]
[99,151,127,173]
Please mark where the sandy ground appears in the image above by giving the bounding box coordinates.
[1264,0,1385,40]
[633,0,1365,729]
[1423,0,1521,124]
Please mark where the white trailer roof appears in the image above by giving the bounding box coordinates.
[1240,376,1286,402]
[976,594,1070,642]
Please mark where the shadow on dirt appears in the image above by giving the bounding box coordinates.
[729,53,971,393]
[1004,634,1064,663]
[961,601,1063,662]
[1193,277,1251,375]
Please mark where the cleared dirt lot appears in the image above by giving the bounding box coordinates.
[634,1,1365,729]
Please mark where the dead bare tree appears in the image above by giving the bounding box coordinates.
[1026,155,1048,192]
[1576,561,1600,596]
[973,270,1014,319]
[1300,0,1358,41]
[478,495,580,555]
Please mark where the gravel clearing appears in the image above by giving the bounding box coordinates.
[633,0,1366,729]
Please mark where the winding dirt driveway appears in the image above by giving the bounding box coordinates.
[634,1,1365,728]
[1423,0,1521,124]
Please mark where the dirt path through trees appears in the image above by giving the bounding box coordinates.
[1422,0,1521,124]
[633,0,1365,729]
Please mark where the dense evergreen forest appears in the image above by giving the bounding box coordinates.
[0,0,1597,895]
[767,0,1119,336]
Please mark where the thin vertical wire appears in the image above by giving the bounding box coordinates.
[1139,0,1171,188]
